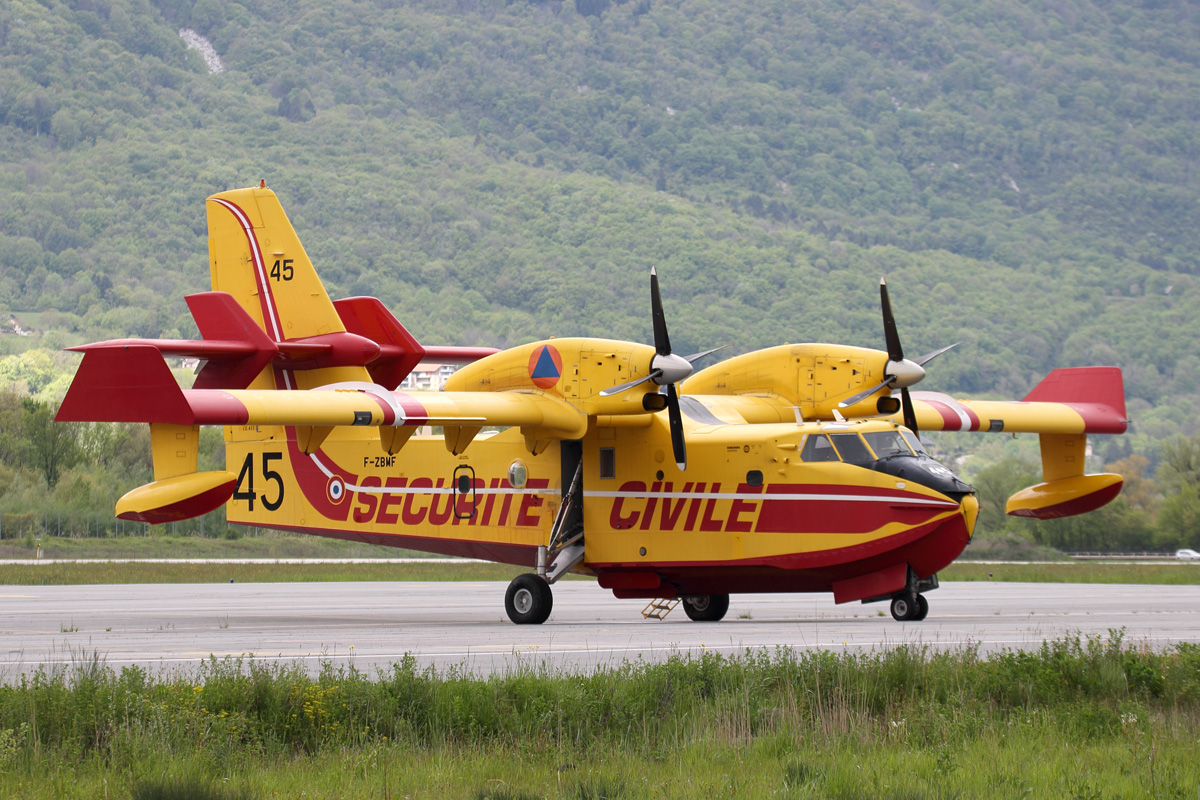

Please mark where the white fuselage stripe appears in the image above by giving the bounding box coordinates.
[587,490,955,506]
[298,468,956,508]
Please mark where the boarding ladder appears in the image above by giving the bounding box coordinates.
[540,460,585,584]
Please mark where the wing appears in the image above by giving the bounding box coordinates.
[907,367,1127,435]
[906,368,1128,519]
[56,345,587,442]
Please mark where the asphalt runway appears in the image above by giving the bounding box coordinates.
[2,581,1198,678]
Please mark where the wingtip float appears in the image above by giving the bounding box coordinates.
[56,183,1128,624]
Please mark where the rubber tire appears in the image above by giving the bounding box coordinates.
[505,574,553,625]
[682,594,730,622]
[890,595,914,621]
[913,594,929,621]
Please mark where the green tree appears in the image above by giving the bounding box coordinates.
[970,456,1039,537]
[19,398,80,489]
[1157,435,1200,496]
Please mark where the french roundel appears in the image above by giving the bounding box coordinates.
[527,344,563,389]
[327,476,347,505]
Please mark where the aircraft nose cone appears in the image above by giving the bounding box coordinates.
[960,493,980,540]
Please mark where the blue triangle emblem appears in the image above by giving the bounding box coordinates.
[532,346,560,379]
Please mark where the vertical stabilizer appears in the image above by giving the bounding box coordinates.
[206,184,370,389]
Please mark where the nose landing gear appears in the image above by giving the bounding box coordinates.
[889,593,929,621]
[887,566,936,621]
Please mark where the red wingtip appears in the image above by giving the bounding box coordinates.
[1023,367,1128,434]
[56,345,192,423]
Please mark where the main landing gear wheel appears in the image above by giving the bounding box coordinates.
[505,574,553,625]
[889,594,929,622]
[682,594,730,622]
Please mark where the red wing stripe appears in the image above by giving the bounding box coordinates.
[181,391,251,424]
[1059,402,1129,434]
[924,399,967,430]
[365,392,398,425]
[393,392,431,425]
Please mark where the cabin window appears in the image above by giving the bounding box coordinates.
[599,448,616,479]
[800,434,840,462]
[829,433,873,464]
[746,470,763,486]
[507,461,528,488]
[863,431,913,459]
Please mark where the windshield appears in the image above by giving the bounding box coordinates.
[801,429,930,464]
[829,433,874,463]
[863,431,914,459]
[899,429,928,456]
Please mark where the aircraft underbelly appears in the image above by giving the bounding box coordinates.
[598,511,970,597]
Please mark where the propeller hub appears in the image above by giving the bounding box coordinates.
[887,358,926,389]
[652,352,693,385]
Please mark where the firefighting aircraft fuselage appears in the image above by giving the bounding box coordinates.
[56,185,1128,624]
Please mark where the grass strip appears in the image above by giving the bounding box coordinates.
[943,561,1200,584]
[0,632,1197,798]
[0,560,1196,586]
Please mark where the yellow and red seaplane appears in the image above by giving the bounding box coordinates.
[57,184,1128,623]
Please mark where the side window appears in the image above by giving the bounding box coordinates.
[830,433,873,464]
[800,434,840,462]
[599,448,616,479]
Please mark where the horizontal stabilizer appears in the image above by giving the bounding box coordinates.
[334,296,424,390]
[334,296,500,389]
[187,292,277,389]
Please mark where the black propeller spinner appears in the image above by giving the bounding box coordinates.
[599,268,723,470]
[837,278,957,437]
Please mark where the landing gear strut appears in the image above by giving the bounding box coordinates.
[887,566,935,621]
[505,573,553,624]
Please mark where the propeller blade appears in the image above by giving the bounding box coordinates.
[901,386,919,438]
[666,382,687,470]
[599,369,662,397]
[650,267,672,356]
[838,375,897,409]
[880,278,904,363]
[683,344,730,365]
[913,342,959,367]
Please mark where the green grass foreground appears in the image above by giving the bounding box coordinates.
[0,560,1196,586]
[1,634,1198,799]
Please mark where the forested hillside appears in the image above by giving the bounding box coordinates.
[1,0,1199,549]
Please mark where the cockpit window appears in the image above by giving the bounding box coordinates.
[863,431,914,459]
[899,429,928,456]
[800,434,840,462]
[829,433,874,464]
